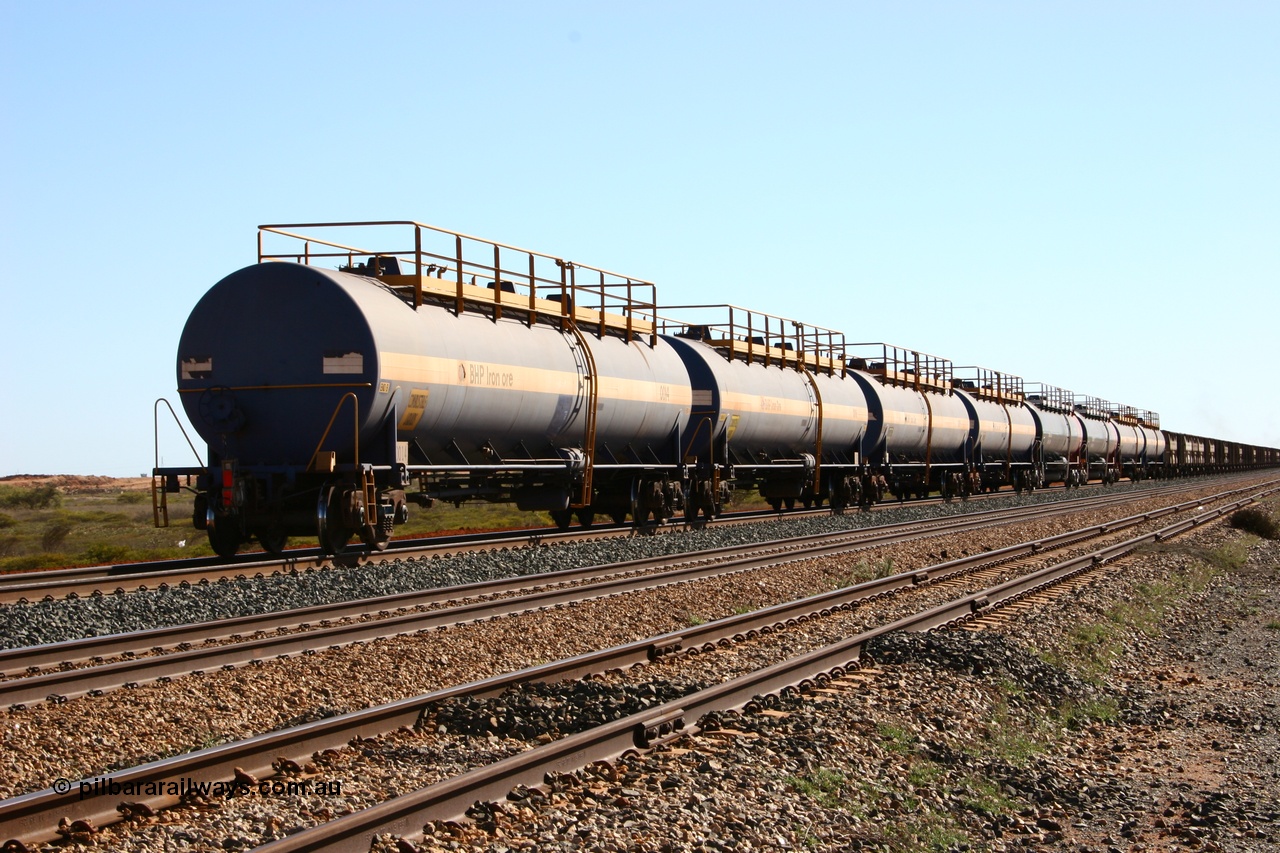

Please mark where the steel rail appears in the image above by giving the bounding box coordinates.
[2,480,1265,709]
[1,474,1245,604]
[0,525,608,605]
[0,475,1246,613]
[247,489,1276,853]
[8,478,1249,699]
[0,487,1175,706]
[1,483,1271,848]
[0,505,846,604]
[0,480,1214,680]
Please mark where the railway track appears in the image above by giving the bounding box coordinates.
[251,488,1275,853]
[0,523,605,606]
[1,480,1272,848]
[0,480,1258,708]
[0,478,1157,605]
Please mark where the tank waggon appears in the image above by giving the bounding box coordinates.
[845,347,1046,502]
[845,345,970,502]
[804,367,875,509]
[1073,397,1122,484]
[164,221,694,555]
[1141,426,1168,474]
[173,261,417,556]
[845,374,933,469]
[1142,417,1167,472]
[661,306,869,515]
[1112,418,1142,472]
[1111,407,1166,480]
[1108,405,1154,481]
[383,303,694,527]
[951,368,1039,493]
[1024,384,1087,487]
[151,220,1280,556]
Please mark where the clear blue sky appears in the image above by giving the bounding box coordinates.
[2,1,1277,476]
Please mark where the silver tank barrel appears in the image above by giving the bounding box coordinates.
[177,263,693,468]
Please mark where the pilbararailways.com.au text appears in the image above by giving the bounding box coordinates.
[62,776,342,800]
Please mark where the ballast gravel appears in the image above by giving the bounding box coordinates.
[0,483,1222,802]
[0,479,1229,649]
[382,523,1280,853]
[61,517,1278,853]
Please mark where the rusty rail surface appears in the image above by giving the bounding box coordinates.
[0,483,1240,707]
[2,482,1273,848]
[2,475,1248,605]
[0,503,872,605]
[249,488,1278,853]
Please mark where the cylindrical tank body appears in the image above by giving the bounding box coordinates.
[1078,415,1115,461]
[918,389,974,464]
[955,392,1037,464]
[177,263,693,467]
[846,373,971,465]
[664,336,868,462]
[810,370,871,461]
[1141,427,1167,463]
[1114,421,1143,463]
[1025,403,1083,461]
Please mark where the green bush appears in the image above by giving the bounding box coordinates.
[0,484,62,509]
[116,491,149,505]
[80,543,135,565]
[0,553,68,572]
[41,519,74,551]
[1229,507,1280,540]
[0,485,209,571]
[49,509,128,525]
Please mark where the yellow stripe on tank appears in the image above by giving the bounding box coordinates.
[719,390,816,418]
[823,403,870,423]
[378,352,693,407]
[930,415,970,431]
[883,410,927,428]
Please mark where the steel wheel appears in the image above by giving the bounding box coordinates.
[318,486,353,555]
[256,529,288,556]
[207,514,241,559]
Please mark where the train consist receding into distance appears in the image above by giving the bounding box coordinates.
[153,221,1279,557]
